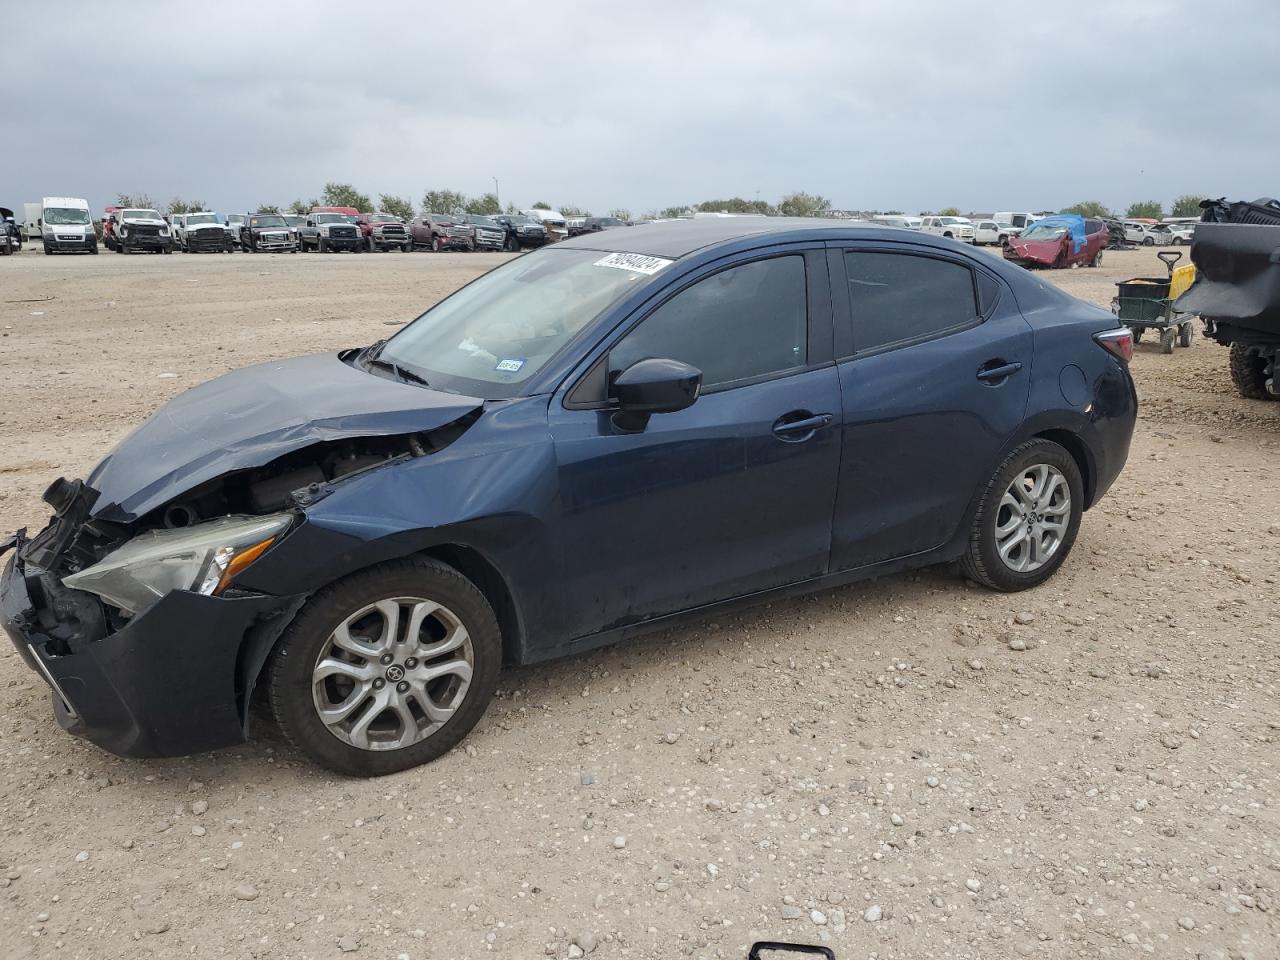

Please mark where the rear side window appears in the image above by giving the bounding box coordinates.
[610,255,807,389]
[844,251,978,353]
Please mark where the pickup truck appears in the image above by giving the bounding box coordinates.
[298,207,363,252]
[240,213,298,252]
[491,214,547,250]
[920,216,976,243]
[357,213,411,252]
[409,213,473,251]
[521,208,569,243]
[175,211,233,252]
[1123,222,1171,246]
[462,215,507,251]
[110,207,172,254]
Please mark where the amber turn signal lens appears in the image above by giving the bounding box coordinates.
[214,537,276,594]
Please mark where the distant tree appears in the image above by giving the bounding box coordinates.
[777,192,831,218]
[378,194,415,221]
[695,197,773,215]
[422,189,467,215]
[531,201,551,210]
[1125,200,1164,220]
[167,197,207,215]
[504,202,518,214]
[322,182,373,211]
[256,204,281,214]
[937,206,962,217]
[610,208,632,222]
[1060,200,1111,218]
[660,205,690,219]
[558,204,588,218]
[463,192,501,215]
[1171,194,1204,218]
[116,193,158,210]
[287,199,312,215]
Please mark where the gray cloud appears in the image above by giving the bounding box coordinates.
[7,0,1277,216]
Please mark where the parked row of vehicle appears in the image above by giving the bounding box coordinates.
[8,197,631,256]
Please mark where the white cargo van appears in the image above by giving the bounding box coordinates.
[38,197,98,254]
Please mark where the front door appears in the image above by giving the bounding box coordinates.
[549,250,843,640]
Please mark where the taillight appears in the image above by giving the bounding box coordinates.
[1094,328,1133,364]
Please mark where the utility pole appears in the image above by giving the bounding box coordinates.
[492,177,500,210]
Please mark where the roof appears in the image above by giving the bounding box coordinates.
[557,216,897,259]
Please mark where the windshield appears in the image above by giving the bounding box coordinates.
[1021,222,1068,241]
[283,215,304,226]
[43,207,91,226]
[123,209,162,220]
[316,213,356,224]
[228,215,245,224]
[379,249,668,398]
[466,216,498,227]
[251,215,286,227]
[368,214,398,223]
[939,217,966,225]
[185,213,218,225]
[507,215,535,225]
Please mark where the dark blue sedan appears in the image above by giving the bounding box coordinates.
[1,218,1136,775]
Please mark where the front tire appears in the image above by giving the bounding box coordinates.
[268,558,502,776]
[960,439,1083,592]
[431,236,442,252]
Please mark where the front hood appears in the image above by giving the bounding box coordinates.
[121,218,166,227]
[1007,238,1062,262]
[86,352,483,522]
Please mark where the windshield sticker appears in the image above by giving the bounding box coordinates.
[593,252,673,276]
[495,358,526,373]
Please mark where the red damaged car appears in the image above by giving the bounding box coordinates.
[1004,214,1108,269]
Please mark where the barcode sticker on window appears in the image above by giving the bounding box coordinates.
[593,252,674,275]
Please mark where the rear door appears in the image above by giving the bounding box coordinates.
[827,244,1032,569]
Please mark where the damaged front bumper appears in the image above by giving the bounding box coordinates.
[1,541,304,759]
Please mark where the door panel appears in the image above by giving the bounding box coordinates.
[829,246,1033,570]
[550,366,842,639]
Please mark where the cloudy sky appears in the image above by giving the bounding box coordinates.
[8,1,1277,217]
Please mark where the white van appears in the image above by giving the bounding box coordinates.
[992,211,1038,233]
[520,208,569,243]
[38,197,98,254]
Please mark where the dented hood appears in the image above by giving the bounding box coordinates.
[86,352,483,522]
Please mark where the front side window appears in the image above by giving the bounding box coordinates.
[609,255,807,390]
[844,251,977,353]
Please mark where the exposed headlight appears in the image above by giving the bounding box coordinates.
[119,227,129,237]
[159,226,169,236]
[63,514,292,617]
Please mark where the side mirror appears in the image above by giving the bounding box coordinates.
[609,357,701,430]
[306,219,314,227]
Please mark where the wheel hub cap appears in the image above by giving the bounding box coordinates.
[994,464,1071,573]
[311,597,475,752]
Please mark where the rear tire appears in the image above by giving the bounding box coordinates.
[267,558,502,776]
[1229,342,1273,400]
[959,439,1083,592]
[1160,327,1176,354]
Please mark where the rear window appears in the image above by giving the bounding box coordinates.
[844,252,978,353]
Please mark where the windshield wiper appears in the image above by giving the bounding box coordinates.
[367,355,429,387]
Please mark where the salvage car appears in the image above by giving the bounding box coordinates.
[113,207,172,254]
[177,211,234,253]
[409,213,472,251]
[1003,214,1108,269]
[357,213,411,252]
[299,207,363,253]
[492,213,547,250]
[462,214,507,252]
[0,218,1136,776]
[240,213,298,253]
[0,207,20,255]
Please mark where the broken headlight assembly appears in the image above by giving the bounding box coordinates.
[62,514,292,617]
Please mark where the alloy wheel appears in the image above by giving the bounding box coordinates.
[994,463,1071,573]
[311,596,475,751]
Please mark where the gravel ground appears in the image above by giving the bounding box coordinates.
[0,246,1277,960]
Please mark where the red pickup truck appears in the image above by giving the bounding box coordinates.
[356,213,411,252]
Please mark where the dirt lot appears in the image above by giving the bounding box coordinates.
[0,246,1277,960]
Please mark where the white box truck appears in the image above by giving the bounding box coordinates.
[35,197,98,254]
[22,202,42,242]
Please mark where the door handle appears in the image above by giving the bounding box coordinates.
[976,360,1023,383]
[772,412,833,441]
